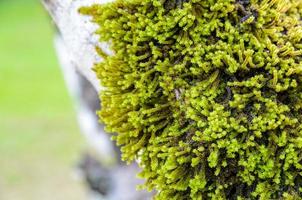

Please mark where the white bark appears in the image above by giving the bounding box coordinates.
[42,0,114,92]
[42,0,153,199]
[43,0,117,162]
[54,36,116,165]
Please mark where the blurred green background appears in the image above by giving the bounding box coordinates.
[0,0,86,199]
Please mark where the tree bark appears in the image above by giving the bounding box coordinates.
[42,0,152,199]
[42,0,114,92]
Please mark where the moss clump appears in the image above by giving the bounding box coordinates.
[80,0,302,199]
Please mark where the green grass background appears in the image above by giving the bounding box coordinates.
[0,0,86,199]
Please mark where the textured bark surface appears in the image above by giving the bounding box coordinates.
[42,0,152,199]
[43,0,114,92]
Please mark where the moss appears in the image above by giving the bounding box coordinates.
[80,0,302,199]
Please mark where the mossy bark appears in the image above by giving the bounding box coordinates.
[81,0,302,199]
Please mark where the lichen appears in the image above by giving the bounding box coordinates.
[80,0,302,199]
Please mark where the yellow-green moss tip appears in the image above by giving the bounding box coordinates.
[81,0,302,199]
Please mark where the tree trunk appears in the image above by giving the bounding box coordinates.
[42,0,152,199]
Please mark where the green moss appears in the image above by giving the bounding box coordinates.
[80,0,302,199]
